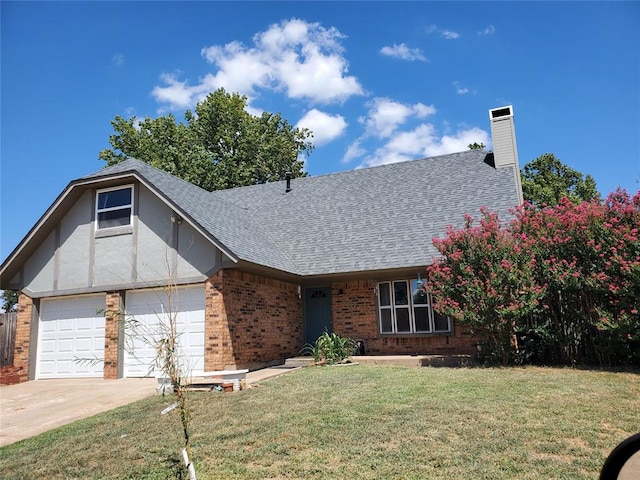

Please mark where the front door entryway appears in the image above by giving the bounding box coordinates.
[304,287,332,345]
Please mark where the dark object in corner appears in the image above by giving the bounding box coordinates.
[600,432,640,480]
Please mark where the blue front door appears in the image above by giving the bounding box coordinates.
[304,287,332,345]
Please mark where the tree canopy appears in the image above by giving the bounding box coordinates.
[1,290,18,312]
[521,153,599,206]
[467,142,486,150]
[99,89,314,191]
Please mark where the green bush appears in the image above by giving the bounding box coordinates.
[303,332,358,365]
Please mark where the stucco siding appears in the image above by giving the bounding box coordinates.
[136,185,220,282]
[23,231,56,293]
[136,186,175,282]
[177,220,220,279]
[93,233,135,286]
[57,191,93,290]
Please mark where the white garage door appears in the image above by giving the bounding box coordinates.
[124,285,205,378]
[38,294,106,379]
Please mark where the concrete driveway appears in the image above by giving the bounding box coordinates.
[0,378,156,446]
[0,367,296,447]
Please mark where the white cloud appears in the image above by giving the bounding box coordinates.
[441,30,460,40]
[425,24,438,34]
[380,43,427,62]
[425,24,461,40]
[453,81,470,95]
[358,125,490,168]
[478,25,496,36]
[296,109,347,146]
[112,53,124,67]
[244,103,265,117]
[152,18,363,111]
[363,98,436,138]
[342,140,366,163]
[423,127,490,157]
[151,73,202,110]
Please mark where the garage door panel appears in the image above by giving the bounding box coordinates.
[124,286,205,378]
[37,295,105,379]
[39,361,54,376]
[75,337,94,352]
[58,339,74,353]
[59,318,74,331]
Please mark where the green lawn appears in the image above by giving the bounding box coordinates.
[1,365,638,479]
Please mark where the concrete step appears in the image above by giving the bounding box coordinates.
[284,356,316,368]
[353,354,474,368]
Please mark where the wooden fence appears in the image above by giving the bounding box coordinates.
[0,312,17,367]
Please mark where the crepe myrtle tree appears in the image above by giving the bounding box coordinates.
[426,208,545,365]
[426,189,640,367]
[513,190,640,366]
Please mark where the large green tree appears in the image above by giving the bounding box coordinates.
[99,89,314,191]
[521,153,599,206]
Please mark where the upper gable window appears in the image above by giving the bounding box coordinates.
[96,186,133,230]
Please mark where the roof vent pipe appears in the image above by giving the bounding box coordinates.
[285,172,292,193]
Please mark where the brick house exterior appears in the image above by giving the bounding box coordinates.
[205,270,303,371]
[331,280,476,356]
[0,106,522,384]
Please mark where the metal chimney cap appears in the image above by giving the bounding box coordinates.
[489,105,513,120]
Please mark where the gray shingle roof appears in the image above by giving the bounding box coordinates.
[84,151,520,276]
[213,150,520,275]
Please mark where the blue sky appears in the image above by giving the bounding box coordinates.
[1,1,639,260]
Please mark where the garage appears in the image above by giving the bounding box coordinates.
[124,285,205,378]
[37,294,106,379]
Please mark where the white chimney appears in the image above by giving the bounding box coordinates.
[489,105,523,203]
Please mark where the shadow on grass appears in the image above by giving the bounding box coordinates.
[163,454,186,480]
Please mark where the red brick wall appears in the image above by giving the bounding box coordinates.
[0,293,34,385]
[205,270,303,370]
[103,292,121,379]
[331,281,477,355]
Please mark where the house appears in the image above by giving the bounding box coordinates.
[0,106,523,384]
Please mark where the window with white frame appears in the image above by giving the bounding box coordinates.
[378,280,451,334]
[96,185,133,230]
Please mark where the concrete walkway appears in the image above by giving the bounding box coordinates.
[0,366,298,447]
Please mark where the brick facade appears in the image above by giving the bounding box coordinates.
[103,292,121,379]
[331,280,477,356]
[205,269,303,370]
[0,293,34,385]
[2,274,477,386]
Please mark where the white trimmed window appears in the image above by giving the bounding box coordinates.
[96,185,133,230]
[378,280,451,334]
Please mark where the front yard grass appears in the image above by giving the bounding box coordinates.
[1,365,638,479]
